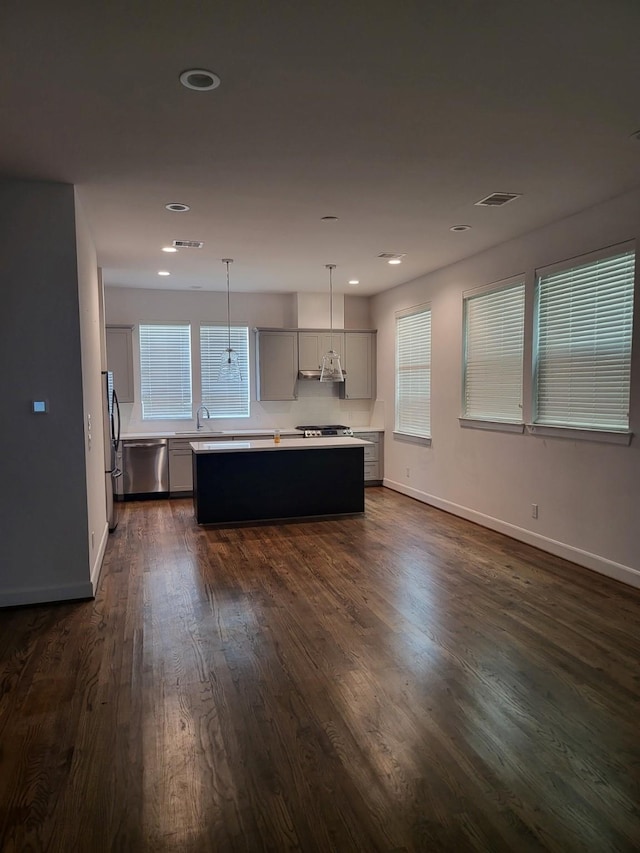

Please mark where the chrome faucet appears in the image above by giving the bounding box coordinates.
[196,404,210,430]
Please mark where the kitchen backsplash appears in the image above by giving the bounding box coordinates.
[117,384,383,434]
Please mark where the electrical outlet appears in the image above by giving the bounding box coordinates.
[531,503,538,519]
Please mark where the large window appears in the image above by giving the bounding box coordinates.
[463,277,525,423]
[534,245,635,430]
[200,325,250,418]
[139,324,192,420]
[395,305,431,438]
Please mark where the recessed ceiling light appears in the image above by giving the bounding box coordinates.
[388,258,402,265]
[179,69,221,91]
[450,225,471,232]
[158,270,170,276]
[321,215,339,221]
[162,246,178,252]
[165,202,190,212]
[348,279,359,285]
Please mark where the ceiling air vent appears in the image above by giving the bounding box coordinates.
[475,192,521,207]
[172,239,204,249]
[377,252,406,260]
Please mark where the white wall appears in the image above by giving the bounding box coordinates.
[105,287,377,432]
[345,294,372,329]
[0,180,94,605]
[75,191,109,593]
[372,188,640,588]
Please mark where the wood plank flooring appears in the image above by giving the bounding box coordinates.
[1,487,639,852]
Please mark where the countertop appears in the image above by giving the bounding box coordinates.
[121,426,383,440]
[190,437,372,454]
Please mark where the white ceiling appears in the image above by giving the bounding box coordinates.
[2,0,640,295]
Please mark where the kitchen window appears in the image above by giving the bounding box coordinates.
[462,276,525,426]
[533,244,635,432]
[139,323,192,419]
[395,304,431,440]
[200,324,250,418]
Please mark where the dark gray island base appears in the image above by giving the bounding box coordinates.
[191,438,368,525]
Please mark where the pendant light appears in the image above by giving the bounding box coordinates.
[320,263,344,382]
[219,258,242,382]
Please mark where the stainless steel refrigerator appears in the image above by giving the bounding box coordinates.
[102,370,122,531]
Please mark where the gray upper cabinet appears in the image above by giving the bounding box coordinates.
[299,332,345,371]
[106,325,134,403]
[342,332,375,399]
[256,330,299,400]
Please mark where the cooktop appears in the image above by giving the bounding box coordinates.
[296,424,353,437]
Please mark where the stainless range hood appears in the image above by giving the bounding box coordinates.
[298,369,347,380]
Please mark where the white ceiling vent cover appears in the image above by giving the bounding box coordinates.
[172,240,204,249]
[377,252,407,259]
[475,192,521,207]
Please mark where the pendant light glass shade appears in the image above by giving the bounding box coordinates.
[320,264,344,382]
[219,258,242,383]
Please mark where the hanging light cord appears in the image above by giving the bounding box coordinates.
[327,263,336,350]
[223,258,233,362]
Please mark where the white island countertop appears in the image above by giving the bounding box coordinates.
[121,427,383,441]
[190,436,372,454]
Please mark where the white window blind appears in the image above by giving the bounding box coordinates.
[200,325,250,418]
[395,306,431,437]
[534,247,635,430]
[139,324,192,420]
[463,279,525,422]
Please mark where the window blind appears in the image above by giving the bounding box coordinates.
[395,306,431,437]
[139,324,192,420]
[463,280,525,422]
[200,325,250,418]
[534,248,635,429]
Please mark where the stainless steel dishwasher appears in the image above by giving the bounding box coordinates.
[121,438,169,497]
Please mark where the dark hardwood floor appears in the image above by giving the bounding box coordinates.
[1,487,639,852]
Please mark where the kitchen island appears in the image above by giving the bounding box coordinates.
[190,436,371,524]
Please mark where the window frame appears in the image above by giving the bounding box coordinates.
[394,303,432,443]
[531,242,635,438]
[199,323,250,419]
[461,275,525,431]
[139,322,193,421]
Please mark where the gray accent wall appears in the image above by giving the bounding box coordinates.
[0,179,94,605]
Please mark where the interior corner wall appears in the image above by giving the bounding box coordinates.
[0,179,92,606]
[372,188,640,588]
[75,191,108,593]
[344,294,372,329]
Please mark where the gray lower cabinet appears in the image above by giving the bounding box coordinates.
[256,330,299,400]
[169,439,194,494]
[353,431,383,484]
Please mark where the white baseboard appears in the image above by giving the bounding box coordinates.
[383,478,640,590]
[91,521,109,595]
